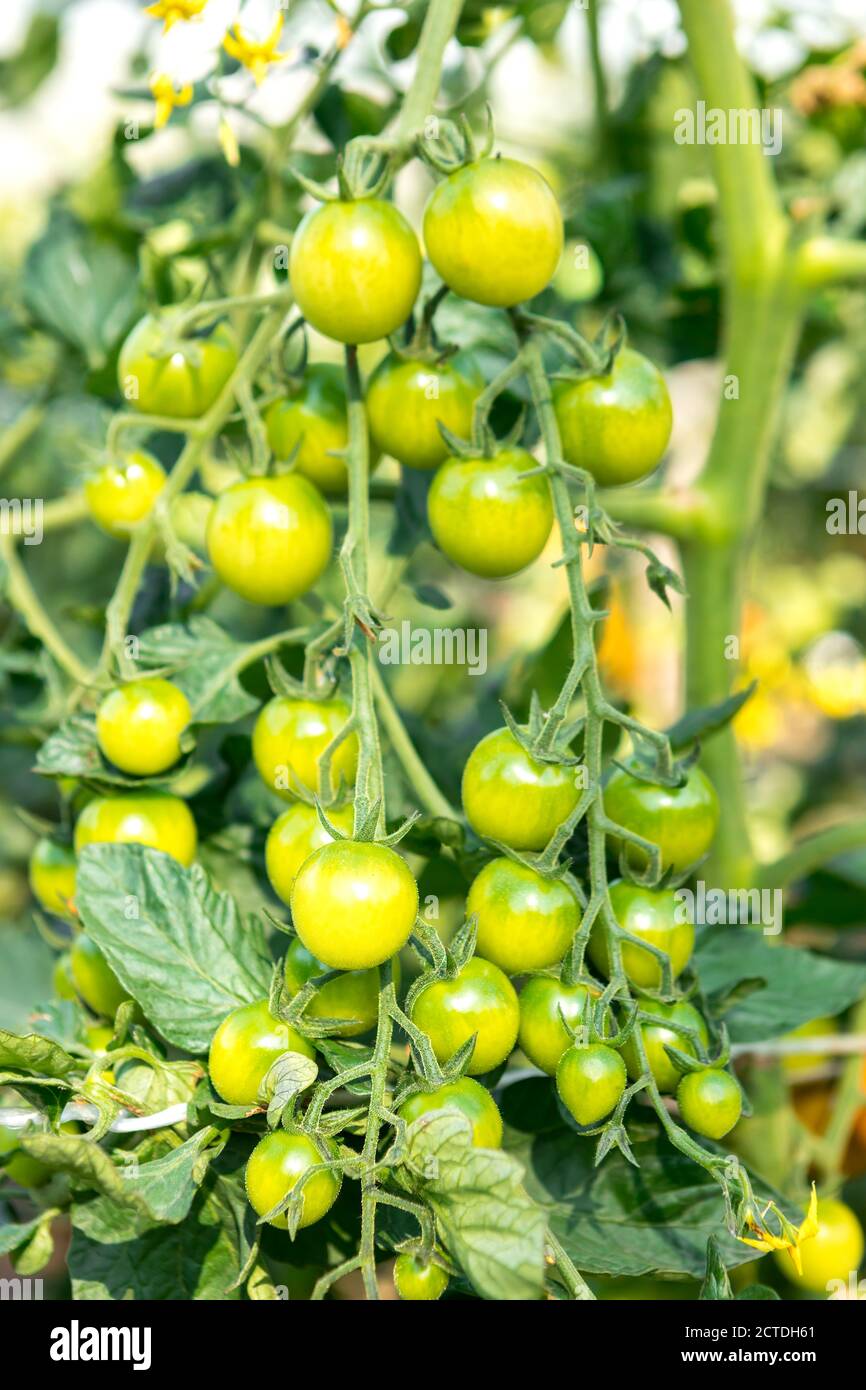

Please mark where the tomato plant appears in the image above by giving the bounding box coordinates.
[518,976,596,1077]
[773,1199,864,1294]
[69,933,131,1017]
[266,802,355,904]
[590,882,694,989]
[603,761,720,874]
[621,1000,710,1093]
[28,837,77,920]
[427,449,553,577]
[283,936,384,1038]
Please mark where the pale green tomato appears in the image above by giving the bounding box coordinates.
[366,353,481,470]
[291,839,418,971]
[29,838,77,920]
[208,998,316,1106]
[252,697,358,802]
[85,450,166,538]
[74,792,197,866]
[206,474,332,605]
[245,1130,340,1229]
[266,802,355,905]
[427,450,553,578]
[118,313,238,418]
[96,677,192,777]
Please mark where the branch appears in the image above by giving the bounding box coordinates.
[795,236,866,291]
[759,817,866,890]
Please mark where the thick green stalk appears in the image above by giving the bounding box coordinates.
[391,0,464,145]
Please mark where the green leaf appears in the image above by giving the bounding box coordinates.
[665,683,757,752]
[403,1111,547,1300]
[737,1283,780,1300]
[0,929,54,1033]
[0,1213,44,1258]
[695,928,866,1043]
[0,15,59,110]
[75,844,272,1053]
[23,217,140,369]
[0,1028,81,1080]
[136,617,261,724]
[13,1212,55,1276]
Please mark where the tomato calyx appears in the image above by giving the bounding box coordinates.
[418,109,496,176]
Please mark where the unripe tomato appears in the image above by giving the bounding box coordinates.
[245,1129,340,1229]
[84,1022,116,1084]
[290,199,422,344]
[206,474,332,605]
[466,857,579,974]
[29,838,77,920]
[366,353,481,471]
[53,953,77,1000]
[411,957,519,1075]
[621,999,709,1093]
[427,450,553,578]
[85,450,166,538]
[74,792,197,867]
[208,998,316,1106]
[462,726,581,851]
[773,1198,864,1294]
[423,157,563,307]
[266,801,355,905]
[283,936,389,1038]
[0,1125,51,1189]
[781,1017,837,1078]
[676,1068,742,1140]
[517,976,595,1076]
[70,933,131,1016]
[265,364,355,495]
[291,840,418,970]
[397,1076,503,1148]
[556,1043,627,1126]
[552,348,673,487]
[589,882,693,990]
[394,1252,449,1301]
[603,761,719,875]
[118,312,238,418]
[96,677,192,777]
[252,697,358,802]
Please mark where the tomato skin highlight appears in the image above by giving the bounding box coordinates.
[467,857,579,974]
[208,998,316,1106]
[206,473,332,606]
[366,354,481,471]
[74,791,197,867]
[290,199,422,344]
[29,838,77,920]
[411,956,519,1075]
[427,450,553,578]
[589,881,694,990]
[118,313,238,418]
[423,157,563,307]
[96,677,192,777]
[291,839,418,971]
[70,933,131,1017]
[397,1077,503,1148]
[603,761,719,875]
[266,801,355,905]
[462,726,581,851]
[252,696,357,802]
[283,936,386,1038]
[773,1198,865,1294]
[621,999,709,1093]
[85,450,166,538]
[676,1068,742,1140]
[552,348,673,488]
[518,976,595,1076]
[245,1129,340,1229]
[557,1043,627,1126]
[264,363,356,495]
[394,1253,449,1301]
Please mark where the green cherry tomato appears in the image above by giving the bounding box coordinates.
[462,726,581,851]
[366,353,481,471]
[621,999,709,1093]
[85,450,166,538]
[397,1077,503,1149]
[245,1129,340,1229]
[411,957,519,1075]
[291,839,418,971]
[466,857,579,974]
[206,473,332,606]
[556,1043,627,1126]
[773,1199,865,1294]
[265,364,357,495]
[70,934,131,1017]
[589,881,694,990]
[676,1068,742,1141]
[74,791,197,866]
[252,696,358,802]
[0,1125,51,1189]
[603,761,719,875]
[552,348,673,487]
[208,998,316,1106]
[29,838,77,920]
[96,677,192,777]
[118,312,238,418]
[394,1253,449,1301]
[290,199,422,345]
[427,450,553,578]
[423,157,563,307]
[517,976,595,1076]
[266,801,355,905]
[53,953,78,1001]
[283,936,391,1039]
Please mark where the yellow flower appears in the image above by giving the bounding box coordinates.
[223,16,288,85]
[145,0,208,33]
[738,1185,819,1277]
[150,73,193,130]
[335,15,353,50]
[218,116,240,168]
